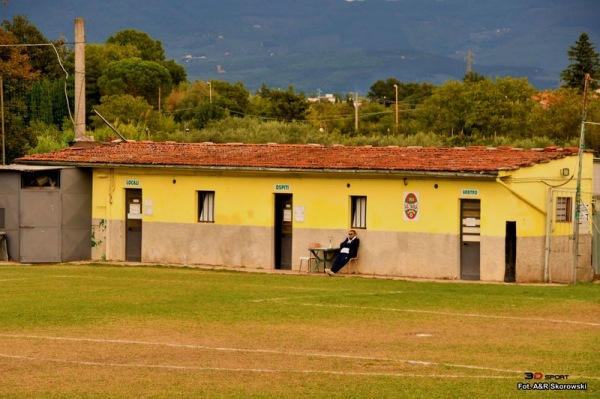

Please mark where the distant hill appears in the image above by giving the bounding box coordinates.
[2,0,599,93]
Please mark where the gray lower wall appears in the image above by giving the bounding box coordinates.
[91,219,594,283]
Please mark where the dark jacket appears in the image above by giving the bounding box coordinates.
[339,237,360,258]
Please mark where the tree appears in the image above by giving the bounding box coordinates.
[161,59,187,86]
[417,77,536,139]
[417,80,469,136]
[97,57,172,108]
[367,78,434,108]
[529,89,585,142]
[106,29,165,62]
[29,78,73,125]
[91,94,178,140]
[256,85,309,122]
[93,94,153,127]
[0,28,38,80]
[210,80,250,117]
[105,29,186,86]
[560,33,600,91]
[463,71,486,83]
[191,103,226,129]
[166,81,211,122]
[0,29,39,163]
[367,78,400,105]
[1,15,69,80]
[85,43,141,108]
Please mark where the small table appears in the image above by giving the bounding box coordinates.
[308,247,339,273]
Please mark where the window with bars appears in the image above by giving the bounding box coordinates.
[351,196,367,229]
[198,191,215,223]
[556,196,572,222]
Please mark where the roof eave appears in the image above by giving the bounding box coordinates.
[15,160,500,179]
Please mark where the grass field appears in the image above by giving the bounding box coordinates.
[0,264,598,398]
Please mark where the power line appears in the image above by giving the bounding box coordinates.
[0,42,74,126]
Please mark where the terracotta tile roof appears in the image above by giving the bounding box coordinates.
[16,141,580,175]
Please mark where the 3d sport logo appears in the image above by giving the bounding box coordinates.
[524,372,569,380]
[518,373,588,391]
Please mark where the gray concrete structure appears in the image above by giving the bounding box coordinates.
[0,165,92,262]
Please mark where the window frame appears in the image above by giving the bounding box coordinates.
[351,195,367,229]
[21,170,60,189]
[556,196,572,223]
[197,191,216,223]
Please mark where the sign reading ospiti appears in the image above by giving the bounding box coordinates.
[274,184,291,191]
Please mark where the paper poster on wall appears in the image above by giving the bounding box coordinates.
[143,199,154,216]
[403,192,419,221]
[294,206,305,222]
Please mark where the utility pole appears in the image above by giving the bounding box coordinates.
[572,73,592,283]
[158,86,161,113]
[353,92,361,132]
[74,18,87,141]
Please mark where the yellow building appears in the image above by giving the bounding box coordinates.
[17,142,595,283]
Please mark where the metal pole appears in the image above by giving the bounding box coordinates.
[572,73,591,283]
[1,74,5,165]
[207,81,212,103]
[393,84,399,130]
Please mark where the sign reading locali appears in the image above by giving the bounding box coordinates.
[126,179,140,186]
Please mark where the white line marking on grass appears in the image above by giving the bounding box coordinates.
[0,353,518,379]
[302,303,600,327]
[0,278,38,282]
[0,334,554,377]
[251,290,405,303]
[0,275,110,283]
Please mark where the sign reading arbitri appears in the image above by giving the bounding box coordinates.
[461,188,479,196]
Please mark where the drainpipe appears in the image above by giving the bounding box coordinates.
[495,177,546,215]
[496,177,549,282]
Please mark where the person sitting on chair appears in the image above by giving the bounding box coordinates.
[326,230,359,276]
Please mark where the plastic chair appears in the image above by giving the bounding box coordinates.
[299,254,316,272]
[346,256,358,274]
[299,242,321,273]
